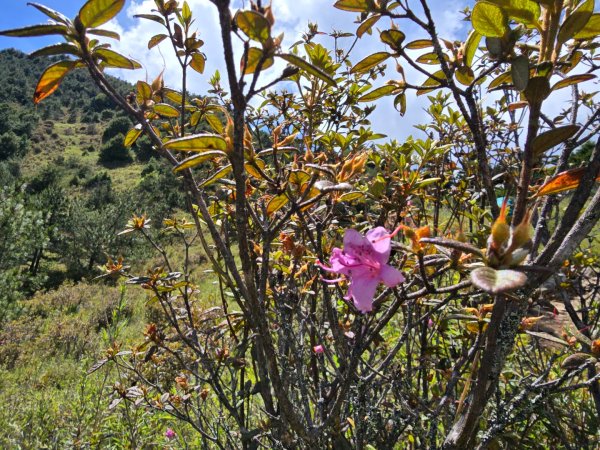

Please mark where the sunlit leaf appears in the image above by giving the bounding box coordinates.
[532,125,579,156]
[557,0,594,44]
[487,70,512,90]
[472,1,508,38]
[200,164,233,187]
[358,84,398,102]
[94,48,141,69]
[190,53,206,74]
[173,151,227,172]
[205,114,223,134]
[79,0,125,28]
[242,47,274,74]
[27,2,71,24]
[124,125,143,147]
[470,267,527,294]
[279,53,336,87]
[137,81,151,101]
[87,28,120,40]
[455,66,475,86]
[380,29,405,50]
[337,191,365,202]
[245,159,266,179]
[165,134,228,152]
[235,10,270,43]
[552,73,596,91]
[464,30,482,67]
[267,193,289,215]
[357,14,381,38]
[33,60,78,104]
[152,103,179,118]
[574,13,600,39]
[417,70,446,96]
[163,88,183,104]
[350,52,391,74]
[30,43,80,58]
[535,167,600,197]
[405,39,433,49]
[0,24,68,37]
[148,33,167,49]
[333,0,370,12]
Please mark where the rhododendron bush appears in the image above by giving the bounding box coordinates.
[4,0,600,448]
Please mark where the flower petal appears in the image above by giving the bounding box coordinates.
[366,226,391,263]
[379,264,404,287]
[348,277,379,313]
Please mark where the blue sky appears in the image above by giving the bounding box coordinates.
[0,1,473,139]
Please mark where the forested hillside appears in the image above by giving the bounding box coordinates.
[0,49,195,447]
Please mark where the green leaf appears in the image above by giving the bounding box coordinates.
[173,151,227,173]
[0,24,68,37]
[124,125,143,147]
[532,125,580,156]
[350,52,391,74]
[487,0,541,27]
[574,13,600,39]
[487,70,512,90]
[79,0,125,28]
[357,14,381,38]
[33,60,78,104]
[200,165,233,187]
[27,2,71,24]
[94,48,141,69]
[524,76,550,104]
[243,47,274,74]
[472,1,509,38]
[30,43,81,58]
[182,1,192,24]
[279,53,337,87]
[235,10,270,44]
[470,267,527,294]
[552,73,596,91]
[455,66,475,86]
[163,88,183,104]
[87,28,120,40]
[338,191,365,202]
[464,30,482,67]
[164,134,228,152]
[190,53,206,74]
[148,34,167,49]
[394,92,406,115]
[333,0,370,12]
[153,103,180,118]
[380,29,406,51]
[358,84,398,102]
[557,0,594,44]
[510,54,529,91]
[417,70,446,95]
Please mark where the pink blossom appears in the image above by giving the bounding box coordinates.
[317,227,404,313]
[313,344,324,354]
[165,428,176,439]
[427,318,434,329]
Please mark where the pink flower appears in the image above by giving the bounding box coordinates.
[427,318,434,329]
[317,227,404,313]
[165,428,176,439]
[313,344,324,354]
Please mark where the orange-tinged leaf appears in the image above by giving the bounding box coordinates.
[356,14,381,38]
[242,47,274,74]
[79,0,125,28]
[551,73,596,91]
[33,60,78,104]
[535,167,600,197]
[148,33,167,49]
[245,159,266,179]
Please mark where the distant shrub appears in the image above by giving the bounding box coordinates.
[99,133,132,164]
